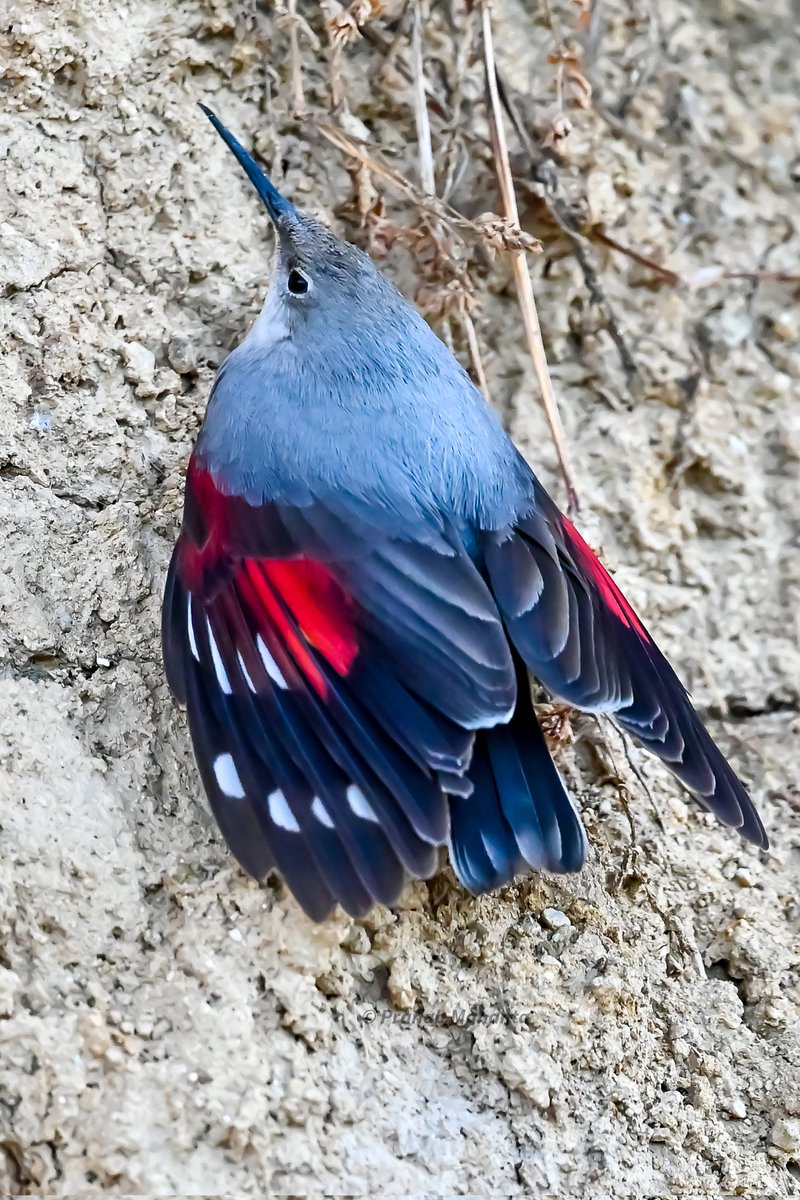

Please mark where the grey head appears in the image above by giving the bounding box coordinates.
[197,105,532,533]
[200,104,407,352]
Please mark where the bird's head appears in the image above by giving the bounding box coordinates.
[200,104,392,347]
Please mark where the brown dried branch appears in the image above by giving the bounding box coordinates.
[410,0,435,196]
[592,228,681,287]
[313,120,542,257]
[593,234,800,291]
[480,1,580,513]
[459,307,491,402]
[274,0,319,116]
[328,0,384,46]
[330,0,451,121]
[408,2,490,402]
[716,269,800,286]
[321,0,346,112]
[493,74,639,386]
[287,0,306,117]
[546,48,593,110]
[559,225,641,385]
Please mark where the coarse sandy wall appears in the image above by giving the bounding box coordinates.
[1,0,798,1193]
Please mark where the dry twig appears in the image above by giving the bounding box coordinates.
[497,73,640,386]
[720,269,800,285]
[459,307,491,401]
[326,0,451,120]
[593,228,681,287]
[480,1,579,512]
[408,7,491,401]
[314,120,540,254]
[275,0,319,116]
[328,0,384,46]
[321,0,346,112]
[410,0,435,196]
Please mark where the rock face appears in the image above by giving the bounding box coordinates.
[1,0,798,1193]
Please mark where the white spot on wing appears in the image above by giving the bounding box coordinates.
[257,635,288,689]
[206,618,232,694]
[347,785,379,823]
[187,595,199,661]
[213,753,245,799]
[268,790,300,832]
[311,797,334,829]
[237,652,257,693]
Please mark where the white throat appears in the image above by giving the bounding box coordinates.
[246,289,291,348]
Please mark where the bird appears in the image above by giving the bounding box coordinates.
[161,105,768,921]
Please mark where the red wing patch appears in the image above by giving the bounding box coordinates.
[177,460,233,591]
[242,559,359,697]
[176,459,360,699]
[561,517,651,643]
[262,560,358,677]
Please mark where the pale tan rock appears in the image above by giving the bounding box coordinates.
[0,0,798,1195]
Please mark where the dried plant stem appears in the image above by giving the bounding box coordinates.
[460,308,491,400]
[726,269,800,284]
[287,0,307,116]
[410,1,490,402]
[480,1,579,512]
[411,1,436,196]
[322,1,346,112]
[314,120,539,256]
[593,228,680,287]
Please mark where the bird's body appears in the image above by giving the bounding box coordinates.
[197,228,529,531]
[162,109,767,920]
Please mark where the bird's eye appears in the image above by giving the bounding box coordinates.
[287,268,310,295]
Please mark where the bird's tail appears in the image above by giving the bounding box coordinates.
[447,656,587,893]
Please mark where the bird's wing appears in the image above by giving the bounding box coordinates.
[162,459,516,919]
[482,477,768,849]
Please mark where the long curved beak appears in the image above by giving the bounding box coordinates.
[199,104,295,226]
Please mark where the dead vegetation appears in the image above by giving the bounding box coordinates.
[270,0,800,512]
